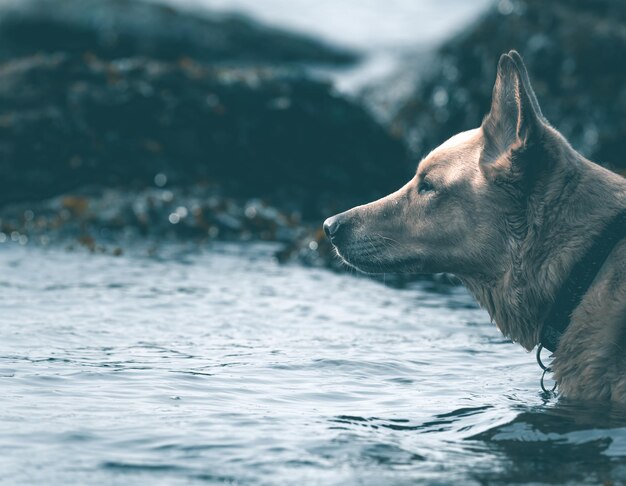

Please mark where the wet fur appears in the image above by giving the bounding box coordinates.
[325,51,626,402]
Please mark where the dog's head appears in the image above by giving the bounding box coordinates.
[324,50,556,277]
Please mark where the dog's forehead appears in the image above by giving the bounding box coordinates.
[437,128,481,152]
[418,128,482,180]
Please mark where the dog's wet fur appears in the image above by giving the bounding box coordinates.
[324,51,626,402]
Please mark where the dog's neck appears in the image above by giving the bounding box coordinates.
[462,140,626,351]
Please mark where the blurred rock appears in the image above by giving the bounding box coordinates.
[0,54,409,218]
[392,0,626,172]
[0,0,356,66]
[0,185,304,248]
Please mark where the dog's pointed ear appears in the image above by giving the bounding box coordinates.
[480,51,544,180]
[507,50,544,121]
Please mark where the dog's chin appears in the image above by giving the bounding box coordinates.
[333,246,424,275]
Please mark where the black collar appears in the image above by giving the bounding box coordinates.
[539,210,626,353]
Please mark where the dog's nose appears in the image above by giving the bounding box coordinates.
[323,216,341,239]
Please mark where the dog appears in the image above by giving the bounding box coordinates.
[324,51,626,402]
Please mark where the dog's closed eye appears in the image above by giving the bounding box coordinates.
[418,179,435,195]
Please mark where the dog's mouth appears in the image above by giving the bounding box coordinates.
[324,212,423,274]
[331,237,422,274]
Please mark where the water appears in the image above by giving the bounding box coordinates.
[146,0,492,94]
[155,0,491,51]
[3,242,626,485]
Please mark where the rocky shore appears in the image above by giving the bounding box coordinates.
[0,182,354,275]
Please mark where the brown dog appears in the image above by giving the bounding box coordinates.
[324,51,626,402]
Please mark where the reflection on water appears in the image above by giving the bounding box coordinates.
[1,242,626,484]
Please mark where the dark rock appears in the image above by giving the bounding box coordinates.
[0,54,409,218]
[392,0,626,172]
[0,0,356,66]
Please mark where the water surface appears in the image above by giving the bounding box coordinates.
[2,243,626,484]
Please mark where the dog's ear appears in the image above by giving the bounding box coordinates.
[480,51,544,181]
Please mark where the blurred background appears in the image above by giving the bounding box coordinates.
[1,0,625,265]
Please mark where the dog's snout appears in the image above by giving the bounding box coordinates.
[323,216,341,239]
